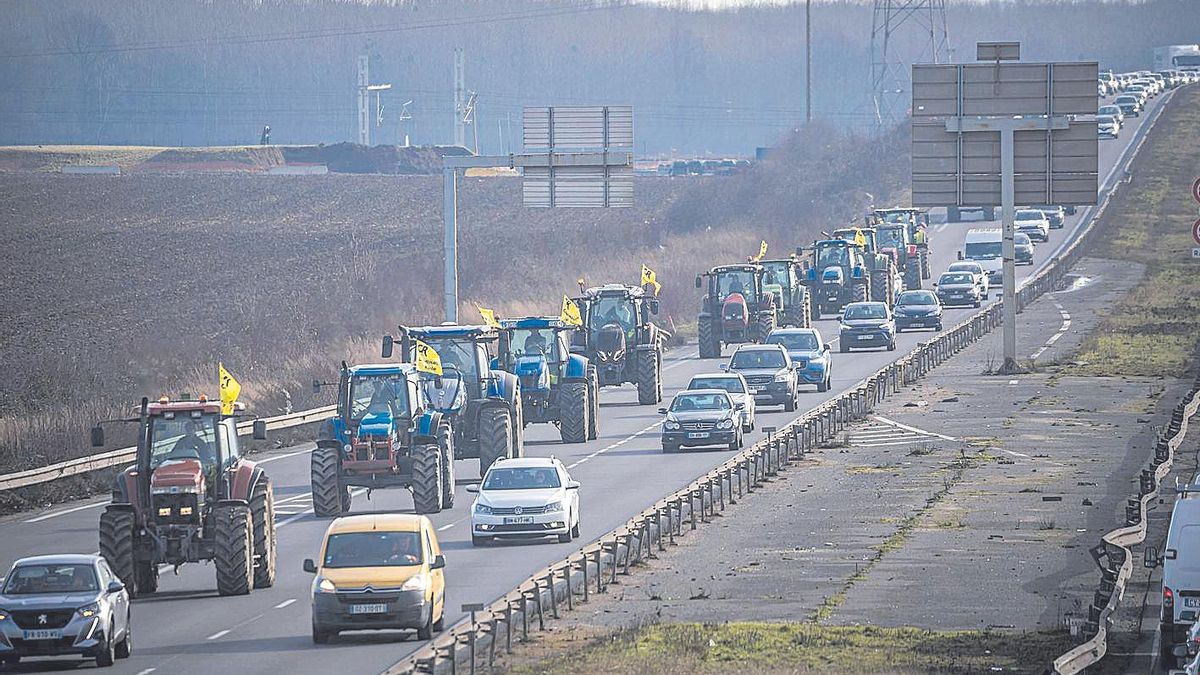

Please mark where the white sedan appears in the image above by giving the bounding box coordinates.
[468,457,580,546]
[687,372,756,432]
[1014,208,1050,242]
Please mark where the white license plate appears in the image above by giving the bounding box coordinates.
[856,335,871,341]
[1185,597,1200,608]
[687,432,709,439]
[750,388,763,395]
[350,603,388,615]
[503,516,534,524]
[22,629,62,640]
[909,321,923,326]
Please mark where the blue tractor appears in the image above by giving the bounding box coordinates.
[800,239,871,319]
[494,317,599,444]
[383,325,523,478]
[310,362,453,517]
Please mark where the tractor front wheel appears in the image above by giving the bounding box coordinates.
[559,381,589,443]
[310,445,347,518]
[853,281,869,304]
[753,311,776,344]
[636,350,661,405]
[697,318,720,359]
[438,424,456,510]
[410,444,443,515]
[99,509,138,598]
[214,504,254,596]
[920,248,931,279]
[478,408,512,478]
[250,477,277,589]
[586,366,600,440]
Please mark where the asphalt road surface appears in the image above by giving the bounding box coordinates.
[0,89,1172,675]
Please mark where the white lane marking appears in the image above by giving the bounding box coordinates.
[1030,299,1072,361]
[276,488,367,528]
[206,629,230,640]
[870,415,958,441]
[258,447,316,464]
[136,669,157,675]
[662,351,699,372]
[24,499,109,523]
[274,599,297,609]
[851,439,935,448]
[273,492,315,505]
[1003,449,1066,468]
[1008,380,1019,385]
[437,518,467,532]
[567,420,662,469]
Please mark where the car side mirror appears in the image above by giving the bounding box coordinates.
[252,420,267,441]
[107,580,124,594]
[932,282,938,287]
[1173,644,1191,658]
[90,425,105,448]
[465,485,480,494]
[956,251,963,261]
[718,364,729,372]
[734,402,745,410]
[1144,546,1159,569]
[566,480,581,490]
[694,275,702,289]
[657,407,668,415]
[824,343,832,352]
[1166,548,1178,560]
[382,334,394,358]
[431,554,447,570]
[303,559,318,574]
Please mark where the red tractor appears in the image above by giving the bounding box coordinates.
[91,396,275,597]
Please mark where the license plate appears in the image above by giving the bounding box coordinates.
[1185,597,1200,608]
[503,516,534,524]
[687,432,709,439]
[856,335,871,341]
[750,388,763,395]
[909,321,923,327]
[22,629,63,640]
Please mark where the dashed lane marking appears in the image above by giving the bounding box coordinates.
[1008,380,1019,385]
[567,420,662,469]
[871,415,958,441]
[437,518,467,532]
[206,629,230,640]
[1030,298,1072,361]
[274,599,296,609]
[135,669,157,675]
[24,499,109,523]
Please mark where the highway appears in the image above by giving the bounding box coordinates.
[0,89,1170,675]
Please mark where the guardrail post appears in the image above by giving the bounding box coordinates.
[594,549,605,593]
[520,593,529,641]
[505,599,514,653]
[533,582,545,630]
[546,572,559,619]
[621,533,633,574]
[562,564,573,611]
[609,539,619,584]
[690,493,698,529]
[580,554,589,602]
[656,508,666,550]
[488,615,498,669]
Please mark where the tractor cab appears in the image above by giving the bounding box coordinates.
[496,317,575,394]
[800,240,869,317]
[572,283,669,405]
[807,239,862,277]
[336,364,426,471]
[870,207,929,246]
[831,227,880,255]
[697,265,771,331]
[393,325,498,413]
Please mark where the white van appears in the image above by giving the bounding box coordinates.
[959,228,1003,284]
[1146,489,1200,656]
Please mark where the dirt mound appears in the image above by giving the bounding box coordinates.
[139,146,285,172]
[281,143,463,174]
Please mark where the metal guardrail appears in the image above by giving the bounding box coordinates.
[0,405,337,492]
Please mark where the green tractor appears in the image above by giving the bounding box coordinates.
[830,226,900,309]
[799,239,871,320]
[759,258,812,329]
[869,207,932,283]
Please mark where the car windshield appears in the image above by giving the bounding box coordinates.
[1098,115,1115,124]
[1015,210,1043,221]
[3,563,98,595]
[349,374,410,420]
[715,270,756,301]
[965,240,1001,258]
[1015,233,1032,246]
[844,304,887,320]
[898,291,937,306]
[510,327,558,360]
[689,377,746,394]
[670,393,731,412]
[940,273,973,285]
[1116,96,1136,103]
[482,466,562,490]
[323,532,423,568]
[767,331,819,351]
[729,349,786,369]
[149,414,219,469]
[589,295,636,337]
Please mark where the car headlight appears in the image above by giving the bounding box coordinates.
[315,576,337,593]
[400,574,428,592]
[774,371,791,382]
[664,420,680,431]
[544,500,565,513]
[0,609,8,622]
[717,418,734,430]
[474,502,493,515]
[76,602,100,619]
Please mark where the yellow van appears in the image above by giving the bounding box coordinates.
[304,513,446,643]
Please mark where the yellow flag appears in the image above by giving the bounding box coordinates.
[640,264,662,295]
[750,240,768,262]
[414,340,443,376]
[853,228,867,248]
[476,303,500,329]
[218,362,241,415]
[560,295,582,326]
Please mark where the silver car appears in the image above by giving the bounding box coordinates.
[0,554,131,667]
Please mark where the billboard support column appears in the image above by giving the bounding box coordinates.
[999,126,1017,373]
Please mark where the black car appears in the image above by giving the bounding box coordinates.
[893,290,943,332]
[838,301,896,353]
[659,389,743,453]
[936,271,982,307]
[1015,232,1035,265]
[1032,205,1066,229]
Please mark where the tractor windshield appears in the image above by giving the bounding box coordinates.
[761,263,792,291]
[877,227,904,248]
[715,270,756,301]
[815,245,849,271]
[148,414,219,469]
[589,296,636,340]
[880,212,910,224]
[510,328,558,360]
[349,374,410,420]
[421,338,480,387]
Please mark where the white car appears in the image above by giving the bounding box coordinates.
[688,372,756,432]
[946,260,990,298]
[467,457,580,546]
[1014,208,1050,242]
[1097,114,1120,139]
[1098,104,1125,124]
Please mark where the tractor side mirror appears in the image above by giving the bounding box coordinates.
[382,334,394,358]
[649,299,660,315]
[303,559,317,574]
[657,408,668,415]
[252,420,268,441]
[465,485,480,494]
[90,426,105,448]
[694,275,702,289]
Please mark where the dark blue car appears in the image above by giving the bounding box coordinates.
[894,290,943,333]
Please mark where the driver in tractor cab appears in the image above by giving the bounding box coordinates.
[523,329,549,356]
[365,379,401,418]
[599,302,636,341]
[170,419,216,466]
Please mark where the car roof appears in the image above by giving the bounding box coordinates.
[690,372,744,380]
[489,457,561,469]
[12,554,102,567]
[845,301,886,308]
[948,261,980,268]
[326,513,425,535]
[676,388,729,397]
[732,343,785,351]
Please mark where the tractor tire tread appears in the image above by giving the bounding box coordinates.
[250,478,277,589]
[310,445,345,518]
[559,381,589,443]
[214,504,253,596]
[411,444,443,515]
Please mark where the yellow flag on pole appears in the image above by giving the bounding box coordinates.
[414,340,443,376]
[560,296,582,326]
[853,228,867,248]
[640,264,662,295]
[218,362,241,415]
[750,240,768,262]
[476,304,501,329]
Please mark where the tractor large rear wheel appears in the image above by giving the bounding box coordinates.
[853,281,869,304]
[478,408,512,478]
[250,477,277,589]
[807,286,821,321]
[697,317,720,359]
[411,444,443,515]
[904,264,921,291]
[438,424,456,510]
[753,312,776,344]
[919,248,931,279]
[99,509,139,598]
[559,381,589,443]
[586,366,600,440]
[869,269,890,303]
[310,445,346,518]
[636,350,661,405]
[214,504,254,596]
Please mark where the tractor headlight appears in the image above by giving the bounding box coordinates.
[717,418,735,430]
[400,574,428,592]
[76,602,100,619]
[474,502,493,515]
[342,443,353,454]
[316,577,337,593]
